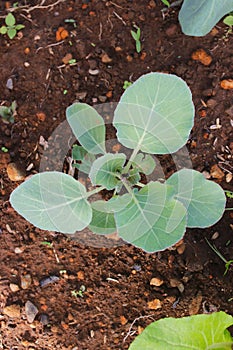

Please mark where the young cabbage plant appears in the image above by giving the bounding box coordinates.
[128,311,233,350]
[10,72,226,253]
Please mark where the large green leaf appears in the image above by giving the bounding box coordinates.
[179,0,233,36]
[166,169,226,228]
[114,182,187,252]
[113,73,194,155]
[129,312,233,350]
[10,172,92,233]
[66,103,106,154]
[89,153,126,190]
[131,153,156,175]
[88,200,116,234]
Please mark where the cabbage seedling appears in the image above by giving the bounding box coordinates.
[10,73,226,253]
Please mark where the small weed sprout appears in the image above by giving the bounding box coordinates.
[161,0,170,7]
[0,13,25,39]
[223,13,233,34]
[71,285,86,298]
[130,25,141,53]
[123,80,132,90]
[0,101,17,124]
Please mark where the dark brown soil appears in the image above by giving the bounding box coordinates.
[0,1,233,349]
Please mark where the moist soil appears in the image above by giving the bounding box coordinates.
[0,1,233,349]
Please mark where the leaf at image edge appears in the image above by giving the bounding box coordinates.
[129,311,233,350]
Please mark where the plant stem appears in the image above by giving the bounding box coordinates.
[86,186,105,199]
[123,146,140,174]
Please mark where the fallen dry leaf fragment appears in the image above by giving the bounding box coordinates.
[220,79,233,90]
[191,49,212,66]
[7,162,26,181]
[62,53,73,65]
[150,277,164,287]
[210,164,225,180]
[120,315,128,325]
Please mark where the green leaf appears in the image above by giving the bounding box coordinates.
[15,24,25,30]
[10,172,92,233]
[131,30,139,41]
[179,0,233,36]
[66,103,106,154]
[131,153,156,175]
[72,145,96,174]
[166,169,226,228]
[161,0,170,7]
[7,28,16,39]
[223,15,233,27]
[113,73,194,155]
[136,40,141,53]
[0,26,7,34]
[129,311,233,350]
[114,182,187,252]
[89,153,126,190]
[88,200,116,234]
[5,13,16,26]
[128,168,141,185]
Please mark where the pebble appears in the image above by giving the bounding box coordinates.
[220,79,233,90]
[165,24,178,37]
[25,301,39,323]
[21,274,32,289]
[211,231,219,240]
[88,69,99,75]
[40,313,50,326]
[39,275,59,288]
[6,78,13,90]
[226,173,232,183]
[7,162,26,181]
[9,283,20,292]
[191,49,212,66]
[24,62,30,68]
[36,111,46,122]
[76,91,87,100]
[3,304,21,318]
[170,278,184,293]
[210,164,224,180]
[147,299,162,310]
[14,247,25,254]
[150,277,164,287]
[101,53,112,63]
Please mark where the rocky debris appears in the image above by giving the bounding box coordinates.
[21,274,32,290]
[150,277,164,286]
[220,79,233,90]
[7,162,26,181]
[210,164,225,180]
[191,49,212,66]
[25,300,39,323]
[147,299,162,310]
[3,304,21,318]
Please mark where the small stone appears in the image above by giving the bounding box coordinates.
[88,69,99,75]
[9,283,20,292]
[21,274,32,290]
[62,53,73,65]
[177,242,186,255]
[40,313,49,326]
[14,247,25,254]
[206,99,217,109]
[101,53,112,63]
[220,79,233,90]
[24,62,30,67]
[211,231,219,240]
[170,278,184,293]
[34,35,41,40]
[150,277,163,287]
[7,162,26,181]
[76,92,87,100]
[191,49,212,66]
[147,299,162,310]
[210,164,224,180]
[36,112,46,122]
[25,301,39,323]
[226,173,232,183]
[6,78,13,90]
[165,24,178,37]
[98,95,107,103]
[3,304,21,318]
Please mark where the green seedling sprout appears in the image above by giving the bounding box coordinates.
[130,25,141,53]
[205,238,233,276]
[0,101,17,123]
[0,13,24,39]
[71,285,86,298]
[161,0,170,7]
[1,147,8,153]
[223,13,233,34]
[123,80,132,90]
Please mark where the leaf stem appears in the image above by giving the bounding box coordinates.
[123,146,140,174]
[86,186,105,199]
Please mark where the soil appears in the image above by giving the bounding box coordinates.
[0,1,233,349]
